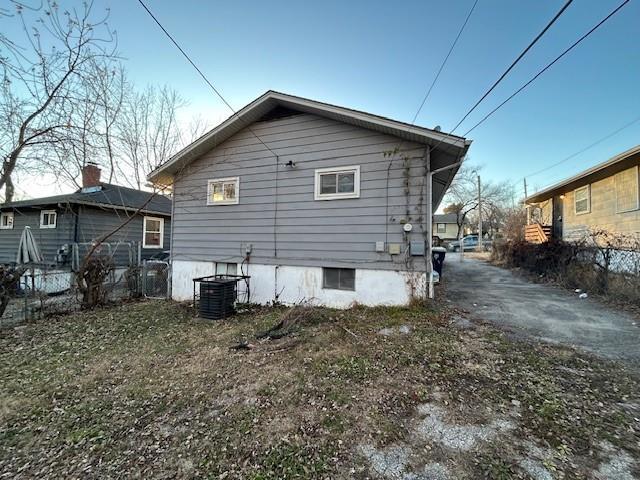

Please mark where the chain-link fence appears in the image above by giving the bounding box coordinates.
[0,241,169,328]
[142,260,170,299]
[492,230,640,306]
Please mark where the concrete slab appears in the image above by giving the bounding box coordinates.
[443,253,640,367]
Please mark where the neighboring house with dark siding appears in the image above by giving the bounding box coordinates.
[148,91,470,307]
[0,164,172,266]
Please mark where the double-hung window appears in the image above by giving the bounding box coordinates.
[40,210,57,229]
[314,166,360,200]
[574,185,590,215]
[207,177,239,205]
[143,216,164,248]
[436,223,447,234]
[0,212,14,230]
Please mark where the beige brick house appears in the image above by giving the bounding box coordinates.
[524,145,640,241]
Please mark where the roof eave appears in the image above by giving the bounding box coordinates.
[525,144,640,204]
[147,91,470,185]
[2,199,170,217]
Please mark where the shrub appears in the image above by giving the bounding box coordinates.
[493,231,640,307]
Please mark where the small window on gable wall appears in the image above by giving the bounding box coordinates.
[207,177,239,205]
[0,212,14,230]
[314,166,360,200]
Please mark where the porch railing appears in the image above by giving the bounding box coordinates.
[524,223,552,244]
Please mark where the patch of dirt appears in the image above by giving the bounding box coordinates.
[1,300,638,479]
[596,442,638,480]
[415,403,514,451]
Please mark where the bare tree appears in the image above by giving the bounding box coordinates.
[442,163,513,239]
[116,85,200,190]
[0,0,117,202]
[35,71,206,192]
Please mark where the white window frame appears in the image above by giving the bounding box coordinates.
[574,185,590,215]
[436,223,447,234]
[142,216,165,249]
[614,166,640,213]
[314,165,360,201]
[0,212,14,230]
[207,177,240,205]
[39,210,57,229]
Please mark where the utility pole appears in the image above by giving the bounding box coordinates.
[523,177,530,225]
[477,174,483,251]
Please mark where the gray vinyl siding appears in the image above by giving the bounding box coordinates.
[76,206,171,262]
[0,205,75,264]
[172,112,430,271]
[0,204,171,266]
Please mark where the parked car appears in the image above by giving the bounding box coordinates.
[448,235,491,252]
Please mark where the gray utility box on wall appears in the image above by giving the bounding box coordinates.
[410,241,425,256]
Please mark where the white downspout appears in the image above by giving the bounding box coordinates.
[428,158,464,299]
[425,148,433,300]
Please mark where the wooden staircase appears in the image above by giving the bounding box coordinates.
[524,223,552,244]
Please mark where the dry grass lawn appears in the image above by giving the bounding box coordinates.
[0,300,638,479]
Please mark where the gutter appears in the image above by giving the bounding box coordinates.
[1,200,170,218]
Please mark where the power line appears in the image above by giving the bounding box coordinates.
[463,0,631,137]
[384,1,479,242]
[450,0,574,133]
[412,0,575,161]
[410,0,479,125]
[136,0,279,159]
[524,114,640,181]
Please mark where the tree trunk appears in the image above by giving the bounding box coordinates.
[5,176,14,204]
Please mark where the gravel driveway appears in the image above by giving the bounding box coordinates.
[443,253,640,367]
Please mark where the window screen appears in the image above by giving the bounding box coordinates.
[215,262,237,275]
[208,177,239,205]
[322,268,355,291]
[0,212,13,229]
[40,210,57,229]
[615,167,639,213]
[143,216,164,248]
[315,166,360,200]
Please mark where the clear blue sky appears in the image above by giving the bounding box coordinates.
[11,0,640,197]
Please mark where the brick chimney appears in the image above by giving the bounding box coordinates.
[81,163,101,189]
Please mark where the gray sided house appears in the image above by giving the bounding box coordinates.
[149,91,471,307]
[0,165,172,267]
[432,213,470,242]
